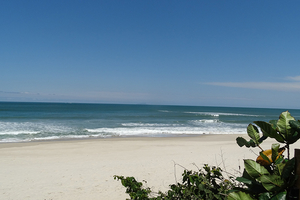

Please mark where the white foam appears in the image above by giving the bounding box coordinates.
[29,134,111,142]
[198,119,219,123]
[0,118,248,143]
[188,119,220,125]
[121,123,179,127]
[0,138,24,143]
[0,131,39,135]
[86,125,246,136]
[185,112,259,117]
[185,112,219,117]
[0,124,247,142]
[0,121,75,136]
[158,110,171,113]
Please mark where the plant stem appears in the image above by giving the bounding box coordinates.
[257,145,264,151]
[287,144,290,160]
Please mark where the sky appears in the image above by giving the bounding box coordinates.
[1,1,300,109]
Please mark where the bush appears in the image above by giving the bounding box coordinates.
[114,164,236,200]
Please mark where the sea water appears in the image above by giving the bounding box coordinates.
[0,102,300,143]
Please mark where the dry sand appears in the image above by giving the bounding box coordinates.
[1,134,299,200]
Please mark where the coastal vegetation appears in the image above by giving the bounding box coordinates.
[114,164,235,199]
[115,111,300,199]
[230,111,299,199]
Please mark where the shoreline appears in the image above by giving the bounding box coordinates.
[0,133,244,147]
[1,134,298,200]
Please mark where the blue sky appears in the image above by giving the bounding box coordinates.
[1,1,300,109]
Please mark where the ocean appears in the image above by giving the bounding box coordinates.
[0,102,300,143]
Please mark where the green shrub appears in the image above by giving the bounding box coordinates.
[113,176,152,200]
[114,164,236,200]
[163,165,235,200]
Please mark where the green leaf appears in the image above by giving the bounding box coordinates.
[236,137,256,148]
[249,139,256,147]
[254,121,284,143]
[271,143,280,163]
[274,156,284,165]
[247,124,261,145]
[242,168,255,181]
[287,130,300,144]
[236,177,252,185]
[286,119,300,144]
[277,111,295,141]
[237,170,268,194]
[258,135,268,143]
[289,120,300,132]
[270,191,286,200]
[258,192,271,200]
[257,174,284,192]
[281,158,295,180]
[236,137,258,148]
[259,151,272,164]
[228,191,254,200]
[236,137,250,147]
[276,162,286,176]
[244,159,270,179]
[269,120,277,129]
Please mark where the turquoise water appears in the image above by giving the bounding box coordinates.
[0,102,299,142]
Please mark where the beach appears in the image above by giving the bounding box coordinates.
[1,134,298,200]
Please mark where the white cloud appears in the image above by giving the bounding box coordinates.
[286,76,300,81]
[205,80,300,91]
[204,75,300,91]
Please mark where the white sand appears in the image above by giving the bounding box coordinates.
[0,134,299,200]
